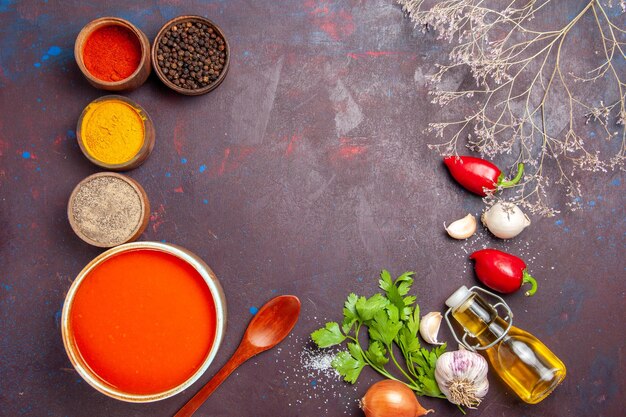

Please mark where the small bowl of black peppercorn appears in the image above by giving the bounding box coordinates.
[152,15,230,96]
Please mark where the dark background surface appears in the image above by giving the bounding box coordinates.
[0,1,624,416]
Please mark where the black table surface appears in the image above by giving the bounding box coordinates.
[1,1,624,416]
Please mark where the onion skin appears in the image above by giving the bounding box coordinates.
[360,380,434,417]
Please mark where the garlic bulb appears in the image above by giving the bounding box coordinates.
[419,312,444,345]
[435,350,489,408]
[481,202,530,239]
[444,214,477,240]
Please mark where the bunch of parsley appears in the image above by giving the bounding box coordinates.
[311,270,447,398]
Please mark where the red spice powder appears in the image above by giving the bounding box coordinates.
[83,25,141,82]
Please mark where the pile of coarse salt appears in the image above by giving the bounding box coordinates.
[301,345,340,379]
[276,333,359,415]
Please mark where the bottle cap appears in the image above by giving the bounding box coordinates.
[445,285,471,308]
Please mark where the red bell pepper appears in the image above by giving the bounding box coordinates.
[470,249,537,296]
[443,156,524,196]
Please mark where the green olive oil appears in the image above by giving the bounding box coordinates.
[447,287,566,404]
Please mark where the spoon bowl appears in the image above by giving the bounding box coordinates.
[175,295,301,417]
[245,296,300,349]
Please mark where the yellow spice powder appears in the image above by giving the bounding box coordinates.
[81,99,145,165]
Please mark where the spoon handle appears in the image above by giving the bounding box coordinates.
[174,345,253,417]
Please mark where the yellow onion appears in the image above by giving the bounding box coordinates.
[360,380,433,417]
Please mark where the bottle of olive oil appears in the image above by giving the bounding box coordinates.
[444,286,566,404]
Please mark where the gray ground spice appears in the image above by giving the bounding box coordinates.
[70,176,143,246]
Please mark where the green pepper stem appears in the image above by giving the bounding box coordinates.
[498,163,525,188]
[523,270,538,296]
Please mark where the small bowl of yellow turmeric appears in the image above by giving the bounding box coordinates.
[76,95,155,171]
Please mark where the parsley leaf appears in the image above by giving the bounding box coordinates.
[406,302,420,337]
[395,271,415,296]
[396,326,421,356]
[342,293,359,333]
[365,341,389,367]
[332,343,366,383]
[355,293,388,322]
[369,309,403,346]
[412,344,446,397]
[380,270,415,321]
[311,322,345,348]
[310,270,447,400]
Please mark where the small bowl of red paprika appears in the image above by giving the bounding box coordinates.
[75,17,151,91]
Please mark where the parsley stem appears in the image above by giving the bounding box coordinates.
[311,271,450,403]
[361,346,398,381]
[400,347,419,380]
[388,344,420,390]
[351,325,398,382]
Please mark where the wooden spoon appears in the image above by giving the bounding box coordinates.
[174,295,301,417]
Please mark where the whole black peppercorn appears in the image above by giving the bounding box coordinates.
[156,18,228,91]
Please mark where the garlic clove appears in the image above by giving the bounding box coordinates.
[419,312,444,345]
[444,213,477,240]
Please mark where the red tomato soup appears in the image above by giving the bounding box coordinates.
[69,249,216,395]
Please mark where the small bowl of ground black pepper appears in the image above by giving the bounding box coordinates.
[152,15,230,95]
[68,172,150,248]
